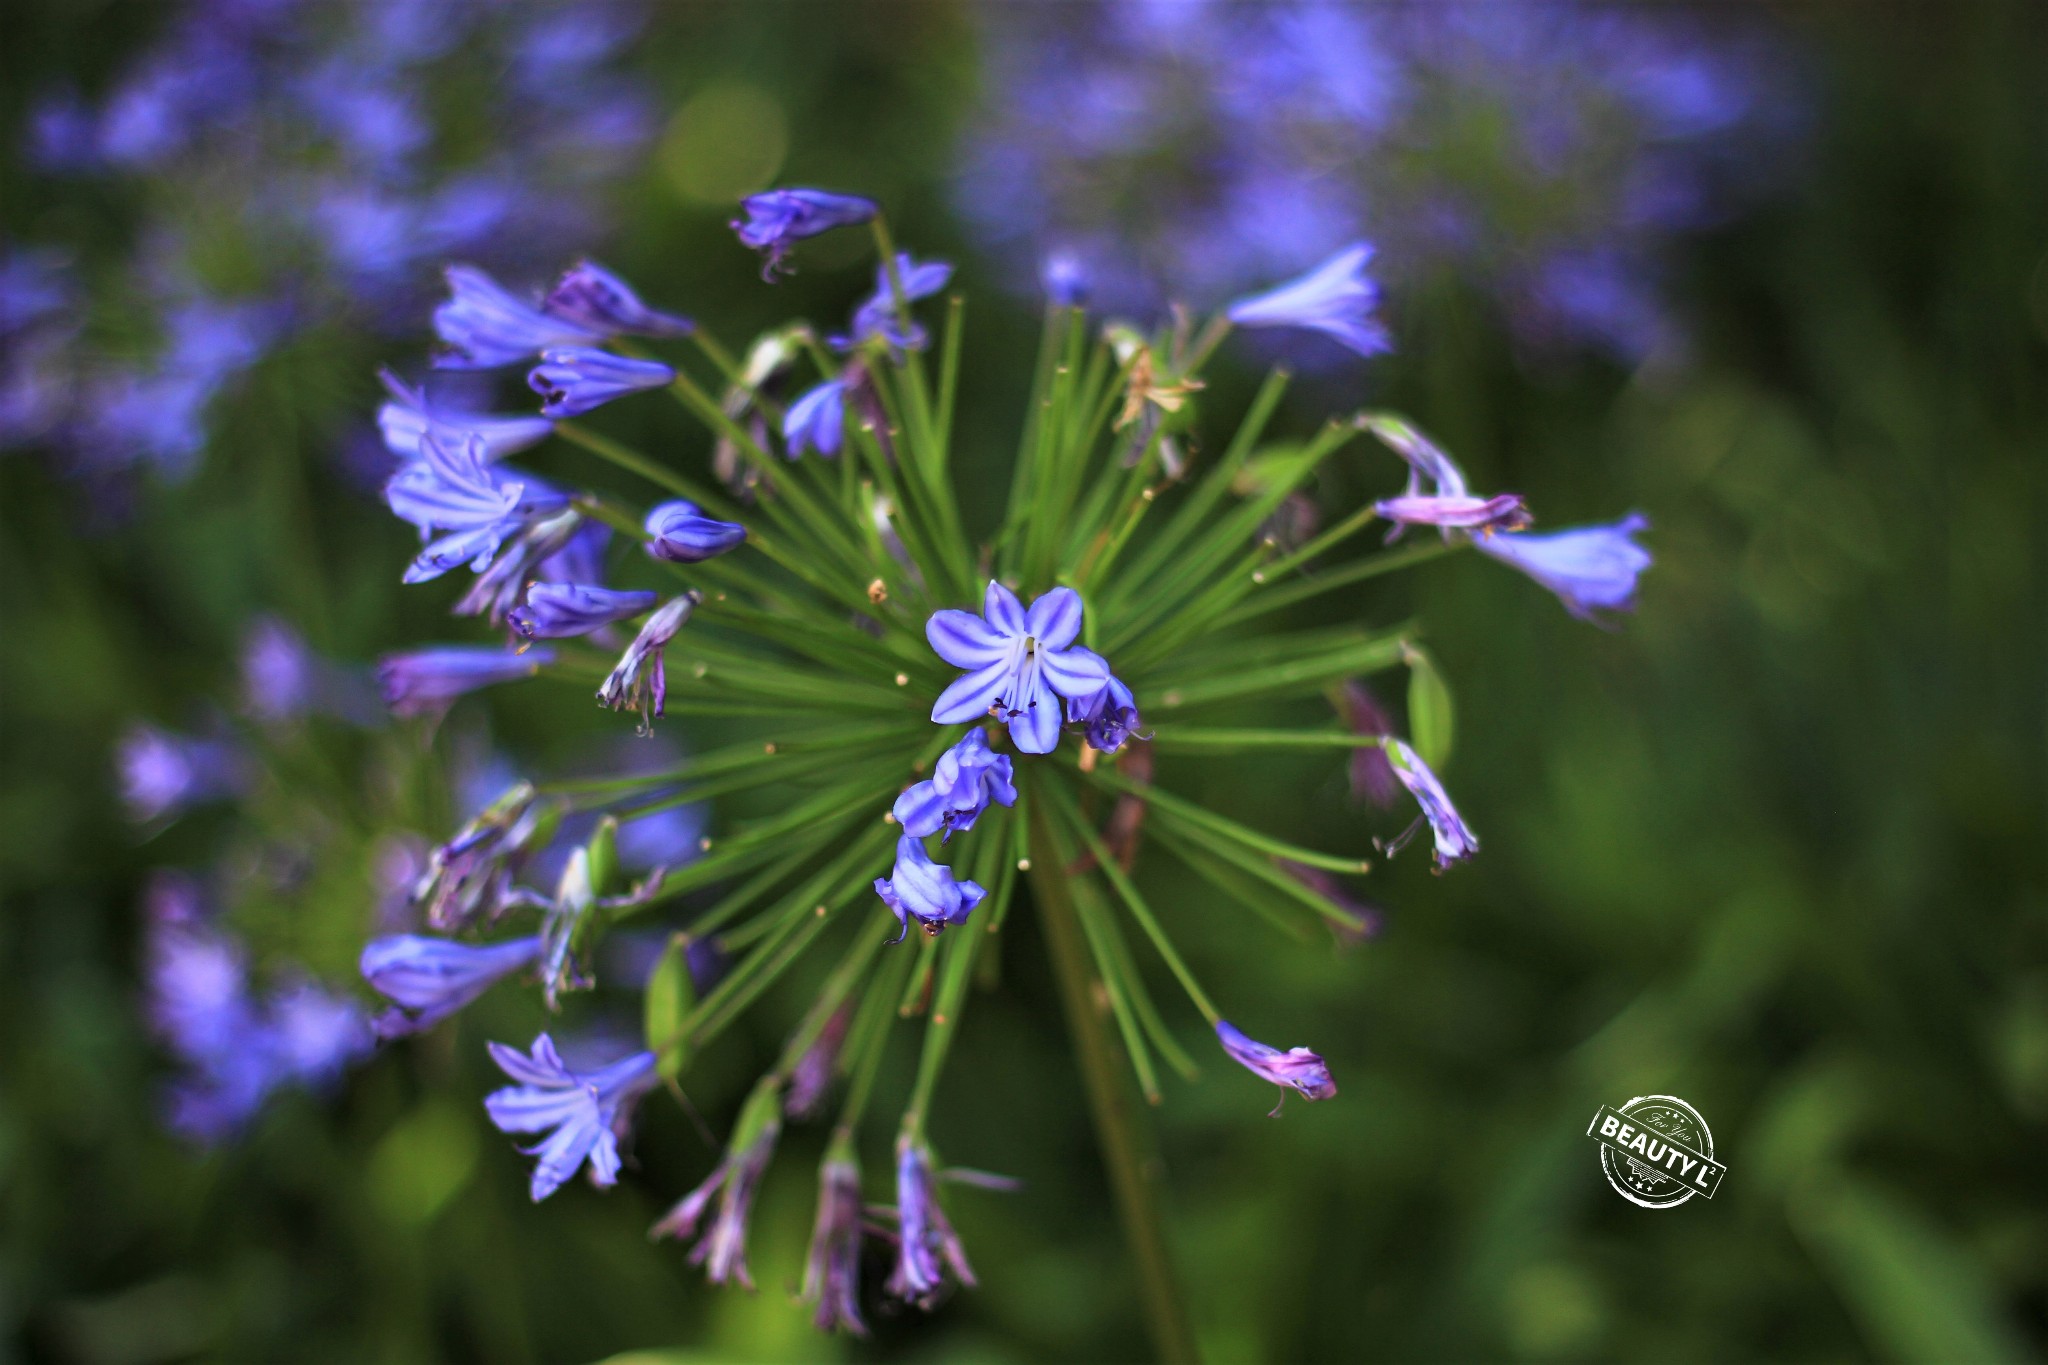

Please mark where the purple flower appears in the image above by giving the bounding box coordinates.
[644,499,746,563]
[1374,491,1532,534]
[803,1151,870,1335]
[508,583,657,642]
[893,728,1017,840]
[1475,513,1652,621]
[887,1140,977,1308]
[836,253,954,353]
[359,934,542,1038]
[117,724,245,823]
[730,188,879,277]
[411,781,556,930]
[384,431,567,584]
[1225,244,1391,358]
[597,592,702,732]
[651,1080,783,1288]
[542,259,693,337]
[874,834,987,942]
[528,347,675,417]
[1065,670,1144,754]
[927,582,1111,754]
[1335,681,1400,808]
[483,1034,659,1201]
[451,508,588,626]
[433,264,603,369]
[785,1006,852,1122]
[1215,1019,1338,1108]
[783,379,847,459]
[376,646,553,719]
[240,617,379,726]
[1381,738,1478,869]
[377,369,552,463]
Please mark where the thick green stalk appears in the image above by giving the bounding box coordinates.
[1026,788,1201,1365]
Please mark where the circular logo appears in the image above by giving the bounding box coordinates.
[1599,1094,1714,1209]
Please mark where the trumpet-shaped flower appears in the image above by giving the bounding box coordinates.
[384,431,566,583]
[892,729,1016,840]
[597,592,701,731]
[1215,1019,1338,1106]
[874,834,987,942]
[644,499,747,563]
[377,368,552,463]
[528,347,675,417]
[1225,244,1390,357]
[483,1034,658,1201]
[1475,514,1652,621]
[508,583,657,642]
[803,1152,869,1336]
[360,934,542,1038]
[730,188,879,277]
[927,582,1110,754]
[542,259,693,337]
[376,645,553,718]
[783,379,846,458]
[433,264,603,369]
[1382,738,1478,869]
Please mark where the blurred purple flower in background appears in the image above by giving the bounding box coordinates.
[957,2,1797,362]
[9,0,657,483]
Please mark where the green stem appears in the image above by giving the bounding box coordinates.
[1026,787,1201,1365]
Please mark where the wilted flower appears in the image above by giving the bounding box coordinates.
[927,583,1109,754]
[507,583,657,642]
[1476,514,1653,621]
[1066,672,1144,755]
[598,593,702,733]
[644,499,747,563]
[651,1079,783,1288]
[528,347,675,417]
[802,1148,869,1335]
[730,188,879,276]
[360,934,543,1038]
[874,834,987,942]
[1375,491,1531,535]
[543,259,693,337]
[892,728,1016,840]
[410,781,557,930]
[483,1034,658,1201]
[1226,244,1391,358]
[887,1140,977,1308]
[1335,681,1400,808]
[1381,739,1478,870]
[784,1006,852,1122]
[1214,1019,1337,1109]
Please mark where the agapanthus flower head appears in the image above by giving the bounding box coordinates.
[598,592,702,733]
[434,264,603,369]
[874,834,987,943]
[377,645,554,719]
[377,368,552,463]
[892,728,1017,840]
[528,347,675,417]
[836,253,954,353]
[802,1149,869,1336]
[927,582,1110,754]
[887,1140,977,1308]
[1381,738,1478,870]
[730,188,879,277]
[783,378,847,459]
[643,499,747,563]
[360,933,543,1039]
[484,1034,659,1201]
[118,724,246,823]
[1215,1019,1338,1110]
[543,259,693,337]
[1476,514,1652,622]
[508,583,658,643]
[651,1079,783,1288]
[1225,244,1391,358]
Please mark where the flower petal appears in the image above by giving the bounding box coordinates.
[1024,587,1083,649]
[926,609,1009,667]
[1039,644,1110,702]
[982,581,1026,637]
[931,658,1009,724]
[1005,670,1062,754]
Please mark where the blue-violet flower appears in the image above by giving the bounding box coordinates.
[543,259,693,337]
[483,1034,658,1201]
[508,583,657,642]
[528,347,675,417]
[927,582,1110,754]
[887,1140,976,1308]
[644,498,747,563]
[597,592,702,732]
[1225,243,1391,358]
[783,379,846,459]
[892,728,1017,840]
[1381,738,1478,870]
[730,188,879,277]
[378,368,552,463]
[377,645,554,718]
[874,834,987,942]
[1475,514,1652,621]
[803,1150,869,1336]
[434,264,603,369]
[360,933,543,1038]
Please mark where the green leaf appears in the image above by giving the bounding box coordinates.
[1405,644,1455,769]
[585,815,619,899]
[643,933,698,1081]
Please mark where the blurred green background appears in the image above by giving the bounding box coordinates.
[1,3,2042,1362]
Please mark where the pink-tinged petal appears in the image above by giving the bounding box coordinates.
[926,609,1009,667]
[1039,644,1109,701]
[931,659,1010,723]
[982,581,1026,637]
[1024,587,1084,648]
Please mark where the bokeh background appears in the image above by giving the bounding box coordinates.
[2,2,2043,1362]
